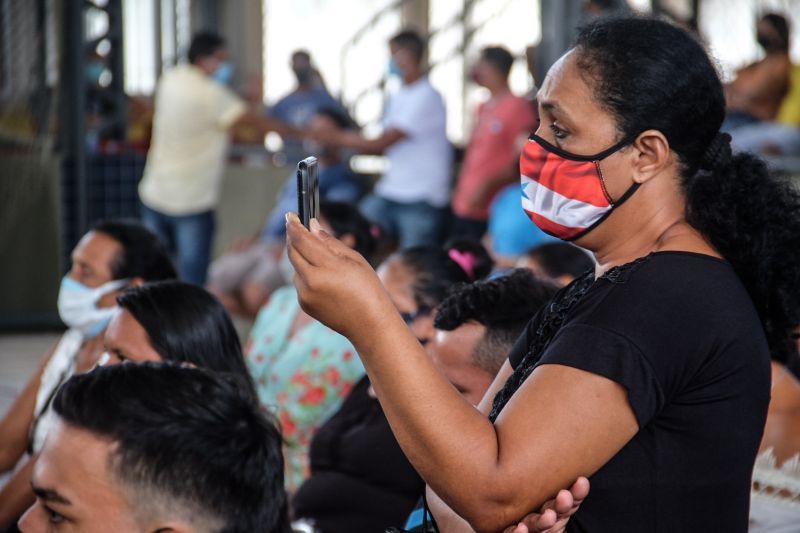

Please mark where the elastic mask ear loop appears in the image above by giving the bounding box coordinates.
[595,155,641,208]
[595,161,613,204]
[594,135,641,206]
[528,133,635,162]
[610,181,641,208]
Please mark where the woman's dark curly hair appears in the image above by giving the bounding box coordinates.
[434,269,558,375]
[573,16,800,362]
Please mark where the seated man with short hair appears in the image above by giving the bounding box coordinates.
[428,268,558,405]
[19,363,291,533]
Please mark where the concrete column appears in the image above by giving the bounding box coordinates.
[401,0,429,35]
[220,0,263,90]
[190,0,219,32]
[535,0,583,85]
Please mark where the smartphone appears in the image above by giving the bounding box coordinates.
[297,156,320,229]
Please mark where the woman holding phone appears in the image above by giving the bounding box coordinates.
[286,16,800,533]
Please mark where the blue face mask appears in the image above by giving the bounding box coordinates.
[85,315,114,338]
[388,57,404,78]
[212,61,234,84]
[57,276,128,338]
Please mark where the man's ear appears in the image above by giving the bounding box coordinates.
[631,129,671,185]
[128,276,146,288]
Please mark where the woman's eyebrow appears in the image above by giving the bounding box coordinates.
[538,97,574,124]
[538,97,557,112]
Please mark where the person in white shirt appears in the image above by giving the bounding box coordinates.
[313,30,452,249]
[139,32,296,285]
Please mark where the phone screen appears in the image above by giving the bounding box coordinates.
[297,157,320,229]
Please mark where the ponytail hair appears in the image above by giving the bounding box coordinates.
[574,16,800,362]
[445,239,495,281]
[686,149,800,362]
[396,240,494,310]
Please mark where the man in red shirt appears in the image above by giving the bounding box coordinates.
[450,46,537,241]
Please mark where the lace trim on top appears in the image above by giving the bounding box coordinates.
[488,254,653,422]
[752,447,800,508]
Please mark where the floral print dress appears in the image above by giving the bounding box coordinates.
[245,285,365,491]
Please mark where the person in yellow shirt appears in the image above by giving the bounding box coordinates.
[139,32,297,285]
[723,13,792,130]
[730,63,800,156]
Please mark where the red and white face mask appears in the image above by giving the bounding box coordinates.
[520,134,639,241]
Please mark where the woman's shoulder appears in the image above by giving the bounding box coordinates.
[597,251,743,302]
[574,251,760,339]
[604,250,730,280]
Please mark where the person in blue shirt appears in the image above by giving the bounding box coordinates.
[206,107,365,318]
[269,50,342,165]
[486,184,557,269]
[262,107,365,240]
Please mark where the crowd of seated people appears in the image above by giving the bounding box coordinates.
[0,219,587,533]
[0,221,177,528]
[4,10,800,533]
[245,202,376,492]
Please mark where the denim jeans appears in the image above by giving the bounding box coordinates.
[730,122,800,155]
[141,204,215,285]
[359,194,444,249]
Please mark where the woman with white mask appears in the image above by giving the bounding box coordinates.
[0,220,176,530]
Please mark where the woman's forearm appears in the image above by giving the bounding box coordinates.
[349,313,635,532]
[348,311,512,526]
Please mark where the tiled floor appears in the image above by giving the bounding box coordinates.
[0,332,61,417]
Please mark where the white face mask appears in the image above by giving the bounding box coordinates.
[57,277,128,338]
